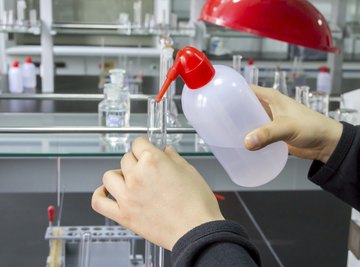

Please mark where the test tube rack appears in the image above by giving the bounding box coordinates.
[45,225,149,267]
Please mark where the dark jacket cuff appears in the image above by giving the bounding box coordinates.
[308,122,356,185]
[171,220,261,267]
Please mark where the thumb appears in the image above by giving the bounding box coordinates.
[244,119,293,150]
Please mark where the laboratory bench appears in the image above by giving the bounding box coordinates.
[0,111,351,266]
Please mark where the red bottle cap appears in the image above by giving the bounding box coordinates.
[319,66,329,73]
[48,205,55,223]
[25,57,32,63]
[12,61,20,68]
[247,59,254,65]
[156,46,215,102]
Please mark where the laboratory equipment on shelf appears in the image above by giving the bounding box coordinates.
[232,54,242,74]
[273,70,288,96]
[243,59,256,84]
[159,36,182,144]
[316,66,332,94]
[98,69,130,145]
[248,66,259,86]
[8,61,23,93]
[133,0,142,29]
[16,0,26,26]
[308,91,329,116]
[157,46,288,187]
[22,57,37,92]
[295,86,310,107]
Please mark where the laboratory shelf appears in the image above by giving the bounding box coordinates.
[6,45,161,57]
[0,113,199,157]
[51,23,195,37]
[0,113,318,193]
[0,23,41,35]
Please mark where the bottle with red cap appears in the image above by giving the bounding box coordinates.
[157,46,288,187]
[22,57,37,92]
[316,66,331,94]
[243,58,256,84]
[8,60,24,93]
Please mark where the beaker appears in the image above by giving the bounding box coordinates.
[308,91,329,116]
[148,97,167,151]
[273,71,288,95]
[295,86,310,107]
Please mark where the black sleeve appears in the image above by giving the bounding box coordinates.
[308,122,360,211]
[171,220,261,267]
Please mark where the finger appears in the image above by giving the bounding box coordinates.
[251,85,280,104]
[164,145,188,165]
[92,185,121,222]
[102,169,126,200]
[131,136,161,160]
[244,118,294,150]
[121,152,138,177]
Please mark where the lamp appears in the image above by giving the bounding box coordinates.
[200,0,339,53]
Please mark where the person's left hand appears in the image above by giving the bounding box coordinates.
[92,136,224,250]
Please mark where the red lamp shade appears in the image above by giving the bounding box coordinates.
[200,0,339,53]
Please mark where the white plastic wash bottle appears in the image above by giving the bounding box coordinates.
[156,46,288,187]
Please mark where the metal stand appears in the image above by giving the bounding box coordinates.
[40,0,54,93]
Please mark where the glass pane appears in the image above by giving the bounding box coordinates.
[0,113,211,157]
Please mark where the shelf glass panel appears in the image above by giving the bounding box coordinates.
[0,113,211,157]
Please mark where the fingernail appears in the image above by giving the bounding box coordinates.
[245,134,260,150]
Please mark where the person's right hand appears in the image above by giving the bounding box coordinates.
[245,85,343,163]
[92,136,224,250]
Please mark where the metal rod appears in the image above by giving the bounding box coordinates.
[0,93,338,102]
[0,93,181,101]
[52,23,194,31]
[0,126,196,134]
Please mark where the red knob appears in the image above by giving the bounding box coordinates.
[48,205,55,223]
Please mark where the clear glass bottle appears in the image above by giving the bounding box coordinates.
[98,71,130,144]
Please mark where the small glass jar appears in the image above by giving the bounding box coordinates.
[98,76,130,144]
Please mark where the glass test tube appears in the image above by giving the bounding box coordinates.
[295,86,310,107]
[248,66,259,86]
[29,9,37,26]
[133,0,142,28]
[159,43,182,144]
[232,55,242,74]
[147,96,167,267]
[144,240,151,267]
[78,232,91,267]
[148,97,167,151]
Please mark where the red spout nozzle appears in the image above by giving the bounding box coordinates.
[155,46,215,103]
[156,63,179,103]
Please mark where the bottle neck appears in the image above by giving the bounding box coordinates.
[104,84,121,100]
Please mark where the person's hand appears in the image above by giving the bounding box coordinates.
[245,85,343,163]
[92,136,224,250]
